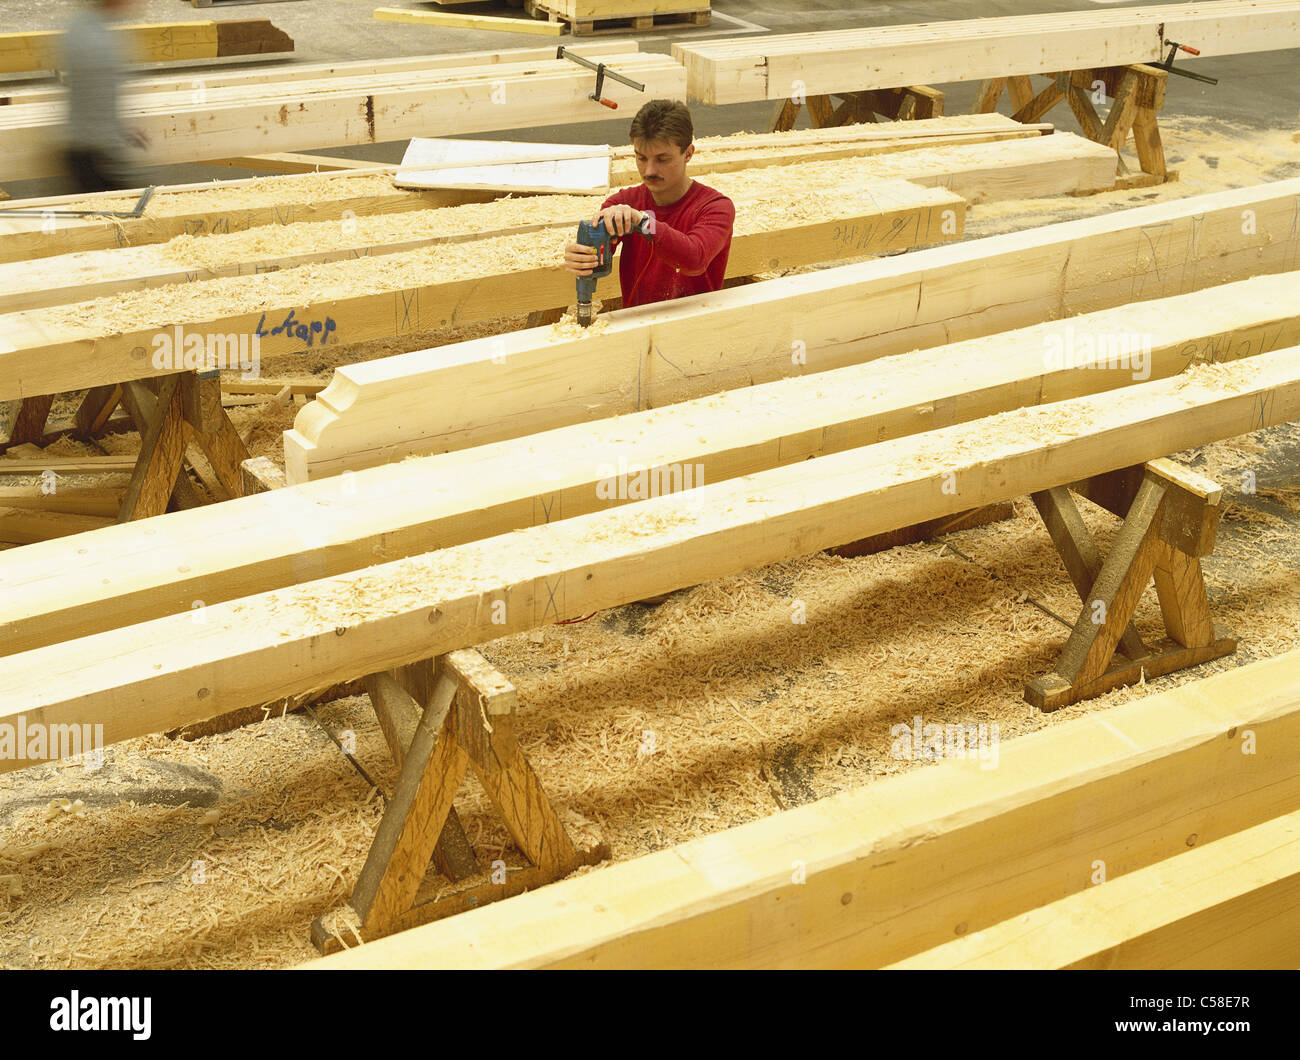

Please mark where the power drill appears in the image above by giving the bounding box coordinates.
[575,214,652,327]
[574,218,613,328]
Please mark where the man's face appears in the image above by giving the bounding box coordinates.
[633,137,693,195]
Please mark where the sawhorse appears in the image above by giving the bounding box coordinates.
[4,369,251,521]
[770,84,945,131]
[1028,458,1234,710]
[311,648,608,953]
[973,64,1175,189]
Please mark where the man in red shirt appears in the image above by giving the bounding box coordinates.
[564,99,735,311]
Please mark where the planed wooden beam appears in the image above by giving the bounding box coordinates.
[0,180,964,400]
[0,134,1116,315]
[374,6,565,36]
[0,42,639,106]
[673,3,1300,104]
[286,178,1300,482]
[304,647,1300,968]
[0,19,292,76]
[0,113,1026,265]
[0,52,686,181]
[893,808,1300,969]
[0,506,113,543]
[1,346,1298,771]
[5,269,1296,659]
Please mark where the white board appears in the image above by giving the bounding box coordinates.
[395,138,612,194]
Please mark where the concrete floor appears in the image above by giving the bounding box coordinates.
[2,0,1298,198]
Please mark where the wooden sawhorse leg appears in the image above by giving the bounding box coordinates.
[1026,459,1236,711]
[117,370,251,521]
[770,85,944,132]
[310,649,608,954]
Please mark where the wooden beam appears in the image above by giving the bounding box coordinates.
[0,507,112,543]
[0,455,136,475]
[0,53,686,181]
[1,346,1298,770]
[0,113,1025,265]
[673,3,1300,104]
[286,178,1300,481]
[894,808,1300,969]
[0,180,964,399]
[374,6,565,35]
[306,646,1300,967]
[0,42,639,106]
[0,19,292,75]
[0,486,124,517]
[0,133,1115,315]
[6,269,1296,659]
[204,153,384,174]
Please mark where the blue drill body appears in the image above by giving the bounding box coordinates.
[575,218,615,326]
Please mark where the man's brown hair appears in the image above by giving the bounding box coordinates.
[629,99,693,153]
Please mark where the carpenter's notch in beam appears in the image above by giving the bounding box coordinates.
[1158,41,1219,85]
[556,46,646,109]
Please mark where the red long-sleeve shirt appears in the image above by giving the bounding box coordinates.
[600,181,735,309]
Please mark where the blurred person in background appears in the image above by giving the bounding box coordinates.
[61,0,149,191]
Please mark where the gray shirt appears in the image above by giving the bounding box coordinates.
[60,8,131,159]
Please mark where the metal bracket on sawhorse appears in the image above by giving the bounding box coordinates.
[770,85,945,132]
[973,64,1176,190]
[1026,458,1236,712]
[310,648,609,954]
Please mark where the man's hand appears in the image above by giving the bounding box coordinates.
[594,203,644,237]
[563,205,649,274]
[564,242,597,277]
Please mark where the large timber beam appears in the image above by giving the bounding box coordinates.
[0,113,1032,265]
[0,53,686,181]
[673,2,1300,104]
[0,41,639,106]
[5,269,1294,658]
[303,647,1300,968]
[287,178,1300,482]
[2,270,1295,659]
[0,180,964,400]
[1,346,1298,771]
[0,19,293,76]
[894,807,1300,969]
[0,134,1111,315]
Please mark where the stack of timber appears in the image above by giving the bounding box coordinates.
[0,176,965,401]
[672,2,1300,104]
[3,266,1296,654]
[0,112,1043,264]
[0,50,686,181]
[522,0,711,36]
[305,647,1300,969]
[0,132,1122,316]
[3,343,1300,765]
[284,178,1300,481]
[4,195,1299,944]
[0,19,293,76]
